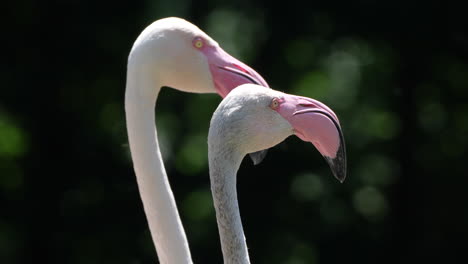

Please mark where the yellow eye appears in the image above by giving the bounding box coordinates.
[194,39,203,48]
[270,98,280,109]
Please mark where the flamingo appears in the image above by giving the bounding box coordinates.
[125,17,268,263]
[208,84,346,264]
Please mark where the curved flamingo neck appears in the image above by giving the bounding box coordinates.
[125,64,193,264]
[209,149,251,264]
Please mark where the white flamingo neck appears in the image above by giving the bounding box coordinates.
[125,66,193,264]
[209,150,251,264]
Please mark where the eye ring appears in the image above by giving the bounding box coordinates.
[270,97,280,110]
[193,37,204,49]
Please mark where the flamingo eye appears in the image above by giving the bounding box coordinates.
[270,98,280,110]
[193,37,204,49]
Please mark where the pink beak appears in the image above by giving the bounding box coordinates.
[203,46,269,98]
[203,45,270,164]
[274,94,347,182]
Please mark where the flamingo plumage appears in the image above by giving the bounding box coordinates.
[208,84,346,264]
[125,17,268,264]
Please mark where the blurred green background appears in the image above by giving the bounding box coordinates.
[2,0,468,263]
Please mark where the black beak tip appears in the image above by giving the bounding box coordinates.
[324,143,347,183]
[335,170,346,183]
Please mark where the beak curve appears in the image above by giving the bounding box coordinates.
[205,46,269,98]
[275,94,347,182]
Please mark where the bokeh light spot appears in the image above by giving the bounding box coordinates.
[205,9,265,62]
[293,71,330,100]
[0,162,23,192]
[175,133,208,175]
[182,188,214,221]
[418,102,446,134]
[353,186,388,221]
[353,108,400,141]
[319,198,349,226]
[290,173,325,201]
[356,154,398,186]
[0,114,28,158]
[285,242,318,264]
[284,39,316,69]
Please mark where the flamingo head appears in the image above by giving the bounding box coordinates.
[128,17,268,96]
[209,84,346,182]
